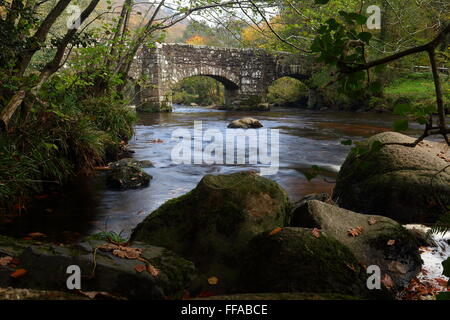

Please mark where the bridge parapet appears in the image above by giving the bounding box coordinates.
[133,43,313,112]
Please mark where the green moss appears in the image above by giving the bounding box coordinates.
[131,172,290,291]
[239,228,388,299]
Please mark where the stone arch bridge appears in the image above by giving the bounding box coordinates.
[130,43,315,112]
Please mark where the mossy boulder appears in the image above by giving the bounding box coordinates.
[106,159,152,190]
[333,132,450,223]
[0,236,194,299]
[130,171,290,290]
[238,227,386,299]
[290,200,422,289]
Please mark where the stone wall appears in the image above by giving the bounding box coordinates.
[132,43,313,112]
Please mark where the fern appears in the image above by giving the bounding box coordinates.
[427,207,450,237]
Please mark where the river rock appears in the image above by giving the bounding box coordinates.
[130,171,290,290]
[238,227,387,299]
[333,132,450,223]
[106,158,152,190]
[290,200,422,290]
[0,236,194,299]
[227,118,263,129]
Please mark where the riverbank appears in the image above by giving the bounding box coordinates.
[0,96,137,219]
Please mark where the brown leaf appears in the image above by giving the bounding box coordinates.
[10,268,27,279]
[387,239,396,246]
[347,226,364,237]
[311,228,321,238]
[368,217,377,225]
[98,243,119,252]
[112,249,127,259]
[436,278,449,287]
[147,264,160,277]
[268,227,282,236]
[207,276,219,285]
[134,264,146,273]
[381,274,394,290]
[28,232,46,238]
[0,256,13,266]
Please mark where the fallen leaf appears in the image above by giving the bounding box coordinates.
[347,226,364,237]
[368,217,377,225]
[387,239,396,246]
[147,264,160,277]
[112,249,126,259]
[311,228,321,238]
[268,227,282,236]
[28,232,46,238]
[388,261,407,274]
[208,276,219,285]
[10,268,27,279]
[0,256,13,266]
[98,243,119,252]
[381,274,394,290]
[135,264,146,273]
[436,278,449,287]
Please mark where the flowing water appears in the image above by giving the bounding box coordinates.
[0,105,431,241]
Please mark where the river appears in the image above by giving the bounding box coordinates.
[0,105,428,242]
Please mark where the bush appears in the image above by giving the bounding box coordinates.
[0,79,136,214]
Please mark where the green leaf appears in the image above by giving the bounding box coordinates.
[314,0,330,4]
[393,119,409,131]
[357,32,372,43]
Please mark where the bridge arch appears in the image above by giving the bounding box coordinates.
[134,43,313,112]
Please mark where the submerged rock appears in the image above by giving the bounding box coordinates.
[333,132,450,223]
[106,158,152,190]
[130,171,290,290]
[290,200,422,290]
[0,236,194,299]
[238,227,385,299]
[227,118,263,129]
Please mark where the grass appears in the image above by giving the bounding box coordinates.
[384,73,450,104]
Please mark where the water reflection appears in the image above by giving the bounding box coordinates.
[0,105,428,240]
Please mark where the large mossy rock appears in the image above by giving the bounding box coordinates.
[238,227,386,299]
[106,158,152,190]
[131,171,290,289]
[290,200,422,289]
[333,132,450,223]
[0,236,194,299]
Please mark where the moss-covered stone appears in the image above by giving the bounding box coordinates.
[0,235,194,299]
[333,132,450,223]
[238,227,387,299]
[130,171,290,290]
[290,200,422,290]
[106,159,152,190]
